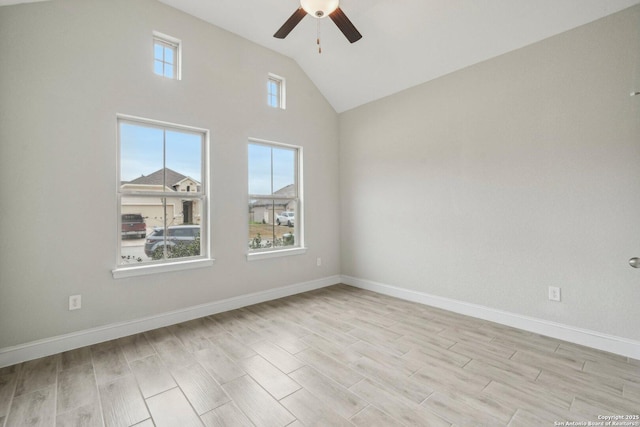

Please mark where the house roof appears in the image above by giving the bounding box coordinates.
[250,184,296,208]
[274,184,295,198]
[127,168,199,189]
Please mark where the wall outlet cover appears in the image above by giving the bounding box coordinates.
[69,295,82,310]
[548,286,561,302]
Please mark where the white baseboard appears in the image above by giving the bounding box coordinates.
[4,273,638,367]
[341,275,640,360]
[0,275,341,368]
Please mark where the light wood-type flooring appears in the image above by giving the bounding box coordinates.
[1,284,639,426]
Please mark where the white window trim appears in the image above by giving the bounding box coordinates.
[247,247,306,261]
[153,31,182,80]
[267,73,286,109]
[113,258,214,279]
[112,114,211,279]
[247,137,304,260]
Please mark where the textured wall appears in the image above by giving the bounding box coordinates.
[0,0,340,348]
[339,6,640,340]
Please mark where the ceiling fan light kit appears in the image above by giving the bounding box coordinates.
[274,0,362,47]
[301,0,339,17]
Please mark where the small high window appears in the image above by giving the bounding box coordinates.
[267,74,286,109]
[153,32,181,80]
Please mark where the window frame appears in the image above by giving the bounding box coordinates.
[267,73,286,109]
[112,114,212,279]
[153,31,181,80]
[247,137,305,261]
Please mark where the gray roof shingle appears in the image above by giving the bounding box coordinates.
[128,168,189,188]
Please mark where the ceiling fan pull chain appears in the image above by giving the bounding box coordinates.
[317,19,322,54]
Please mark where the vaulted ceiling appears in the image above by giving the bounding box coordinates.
[157,0,640,112]
[4,0,640,112]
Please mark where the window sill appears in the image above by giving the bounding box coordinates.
[112,258,214,279]
[246,247,307,261]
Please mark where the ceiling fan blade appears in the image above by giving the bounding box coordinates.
[329,7,362,43]
[274,8,307,39]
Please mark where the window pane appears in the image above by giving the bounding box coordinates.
[164,46,174,64]
[154,60,164,76]
[154,43,163,60]
[120,196,202,264]
[248,143,272,195]
[120,123,164,183]
[249,200,275,249]
[165,130,202,185]
[140,197,202,261]
[275,204,296,248]
[160,203,201,259]
[272,147,295,196]
[268,80,279,107]
[119,194,203,264]
[120,195,154,265]
[248,200,296,250]
[164,66,174,79]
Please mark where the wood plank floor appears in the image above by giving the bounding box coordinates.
[1,284,638,426]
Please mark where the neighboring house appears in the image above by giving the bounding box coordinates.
[121,168,201,229]
[249,183,296,224]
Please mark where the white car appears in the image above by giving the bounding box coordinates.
[276,212,295,226]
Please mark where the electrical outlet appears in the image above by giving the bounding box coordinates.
[316,257,322,267]
[548,286,561,302]
[69,295,82,311]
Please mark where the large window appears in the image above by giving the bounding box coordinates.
[248,139,303,257]
[114,116,209,277]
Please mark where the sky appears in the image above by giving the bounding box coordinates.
[248,143,295,196]
[120,122,202,182]
[121,123,296,195]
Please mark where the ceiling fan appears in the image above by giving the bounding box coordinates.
[273,0,362,44]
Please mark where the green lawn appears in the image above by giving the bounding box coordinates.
[249,222,294,240]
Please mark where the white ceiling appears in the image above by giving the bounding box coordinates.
[5,0,640,112]
[156,0,640,112]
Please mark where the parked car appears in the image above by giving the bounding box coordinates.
[121,214,146,239]
[276,211,295,226]
[144,225,200,257]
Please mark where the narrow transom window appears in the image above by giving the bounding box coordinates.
[248,139,303,257]
[267,74,286,109]
[153,32,181,80]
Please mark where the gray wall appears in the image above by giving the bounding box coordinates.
[339,5,640,340]
[0,0,340,348]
